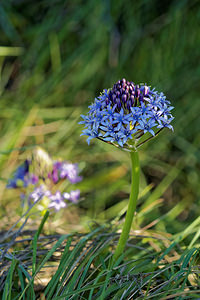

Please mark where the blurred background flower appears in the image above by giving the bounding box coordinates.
[7,147,82,213]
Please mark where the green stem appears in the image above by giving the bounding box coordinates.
[113,151,140,261]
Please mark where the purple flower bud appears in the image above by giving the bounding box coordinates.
[130,95,135,105]
[112,94,116,102]
[122,94,127,102]
[116,98,121,108]
[131,90,135,95]
[126,86,130,92]
[48,161,62,183]
[116,91,120,98]
[127,100,132,110]
[143,86,149,96]
[139,95,144,103]
[122,78,126,84]
[108,91,112,100]
[136,85,140,97]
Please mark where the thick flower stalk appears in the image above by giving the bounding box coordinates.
[7,147,82,212]
[80,79,174,261]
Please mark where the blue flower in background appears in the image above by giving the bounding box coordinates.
[80,78,174,150]
[7,160,30,188]
[29,185,47,203]
[6,148,82,212]
[63,189,80,203]
[59,162,82,184]
[48,191,66,211]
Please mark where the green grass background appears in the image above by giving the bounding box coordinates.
[0,1,200,298]
[1,0,199,234]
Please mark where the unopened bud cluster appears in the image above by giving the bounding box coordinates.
[106,79,149,112]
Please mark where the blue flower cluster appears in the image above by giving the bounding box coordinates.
[7,160,32,188]
[80,79,174,150]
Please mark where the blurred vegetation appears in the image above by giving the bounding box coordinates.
[0,0,200,248]
[0,0,200,298]
[0,211,199,299]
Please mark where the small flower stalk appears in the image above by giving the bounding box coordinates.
[7,147,82,212]
[80,78,174,151]
[80,79,174,261]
